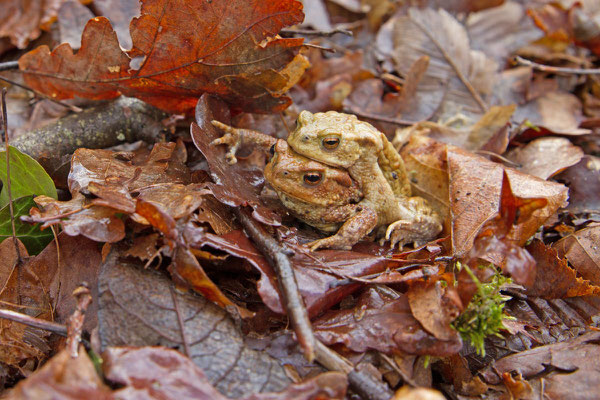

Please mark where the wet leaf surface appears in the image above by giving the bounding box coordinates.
[104,347,347,400]
[313,286,462,356]
[506,137,584,179]
[97,247,292,398]
[19,0,307,114]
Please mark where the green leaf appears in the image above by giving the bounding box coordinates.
[0,146,57,208]
[0,195,54,255]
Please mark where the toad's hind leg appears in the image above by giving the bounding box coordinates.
[308,206,378,251]
[385,197,442,248]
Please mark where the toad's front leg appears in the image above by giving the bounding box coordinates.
[211,120,277,164]
[308,206,378,251]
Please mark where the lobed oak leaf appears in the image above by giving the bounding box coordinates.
[19,0,307,114]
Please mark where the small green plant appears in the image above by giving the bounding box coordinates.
[452,263,513,356]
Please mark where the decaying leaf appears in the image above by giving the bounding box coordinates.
[526,240,600,298]
[104,347,347,400]
[555,155,600,213]
[98,248,292,398]
[554,225,600,286]
[313,286,462,356]
[480,331,600,399]
[19,0,308,114]
[390,8,498,122]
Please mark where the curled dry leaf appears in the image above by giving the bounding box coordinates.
[313,286,462,356]
[104,347,347,400]
[526,240,600,298]
[506,137,584,180]
[390,7,498,122]
[98,249,292,398]
[19,0,307,114]
[554,225,600,286]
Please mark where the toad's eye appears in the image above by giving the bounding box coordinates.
[303,172,322,185]
[269,144,275,156]
[322,136,340,150]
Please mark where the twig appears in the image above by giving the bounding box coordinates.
[233,207,315,362]
[343,107,417,126]
[0,309,67,336]
[513,56,600,75]
[66,285,92,357]
[281,27,353,37]
[233,208,393,400]
[0,75,83,112]
[1,88,23,265]
[0,61,19,72]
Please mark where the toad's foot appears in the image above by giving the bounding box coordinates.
[385,198,442,248]
[210,120,242,164]
[308,206,377,251]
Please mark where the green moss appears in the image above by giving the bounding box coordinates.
[452,263,513,356]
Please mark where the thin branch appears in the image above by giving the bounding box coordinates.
[281,27,353,37]
[343,106,417,126]
[1,88,23,264]
[0,75,82,112]
[0,309,67,336]
[513,56,600,75]
[233,208,392,400]
[233,207,315,362]
[0,61,19,72]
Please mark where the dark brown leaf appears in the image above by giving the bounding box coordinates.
[192,94,281,226]
[313,286,462,356]
[19,0,307,114]
[97,247,292,398]
[104,347,347,400]
[407,280,461,341]
[526,240,600,298]
[554,225,600,286]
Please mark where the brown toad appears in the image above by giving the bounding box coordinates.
[211,114,442,249]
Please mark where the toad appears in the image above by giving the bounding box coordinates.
[211,114,442,249]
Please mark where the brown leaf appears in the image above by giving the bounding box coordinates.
[0,0,88,49]
[5,348,112,400]
[313,286,462,356]
[187,228,396,317]
[554,225,600,286]
[479,331,600,400]
[512,91,591,136]
[192,94,281,226]
[390,8,498,122]
[98,248,292,398]
[447,140,568,256]
[104,347,347,400]
[407,280,461,341]
[526,240,600,298]
[554,155,600,213]
[19,0,307,114]
[506,137,584,180]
